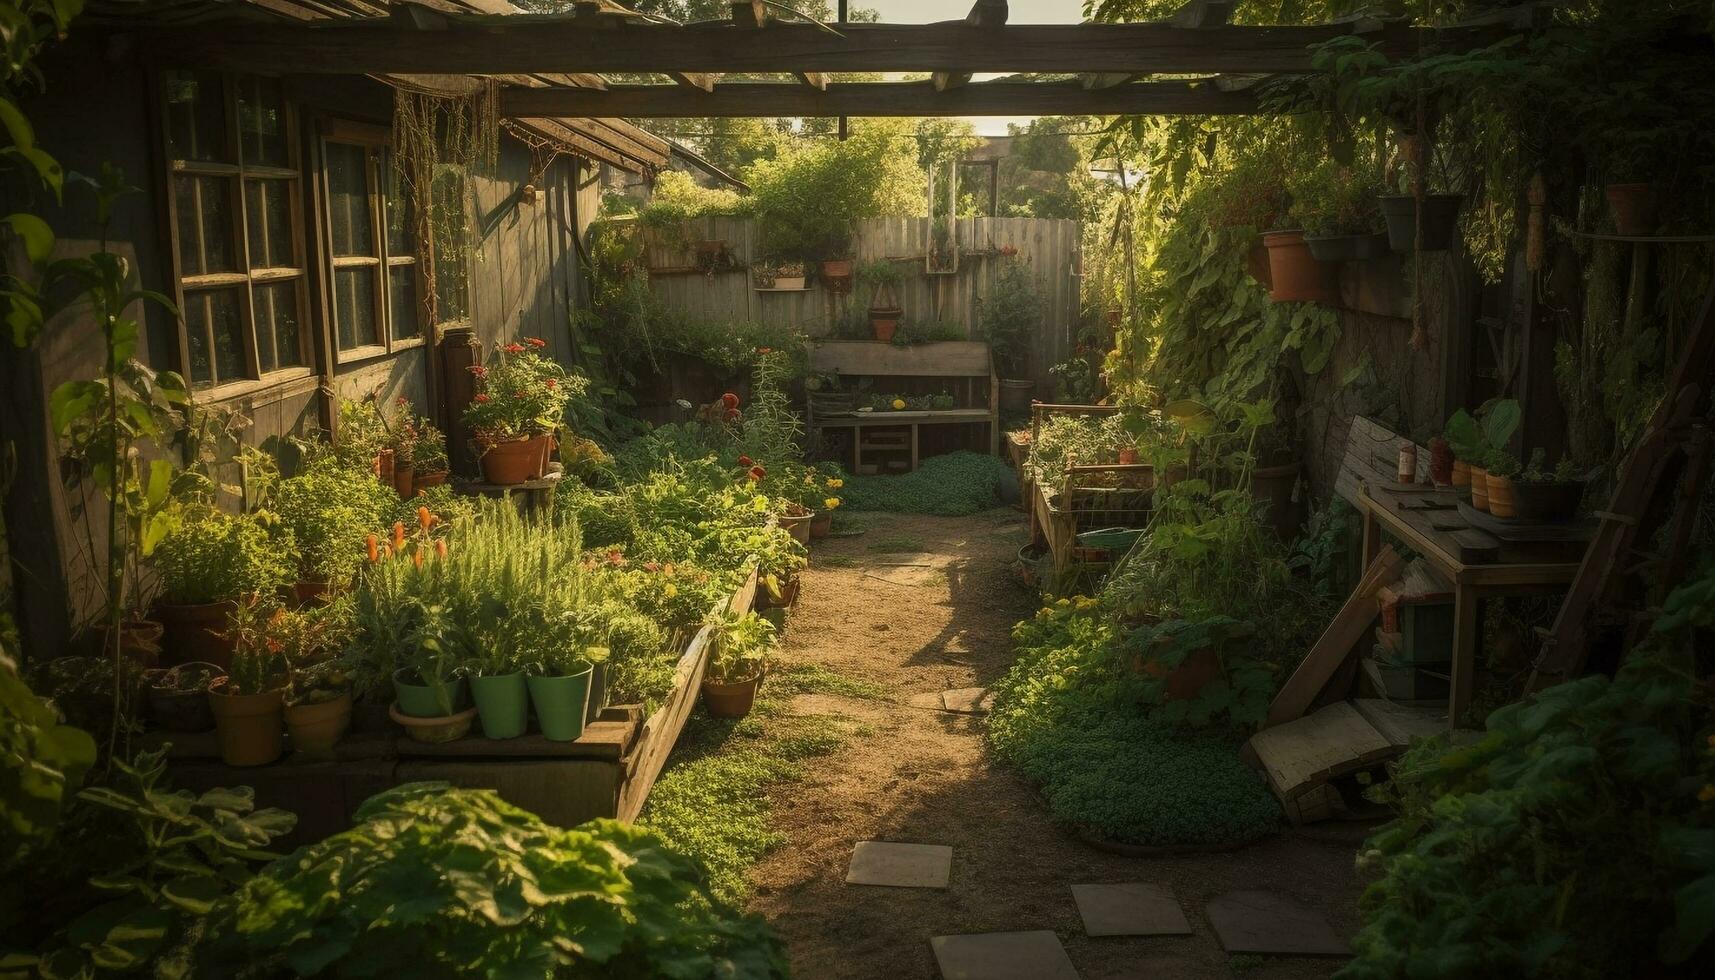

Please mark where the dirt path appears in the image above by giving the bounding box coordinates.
[749,510,1365,980]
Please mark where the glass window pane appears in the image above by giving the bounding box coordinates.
[174,175,234,275]
[326,143,373,257]
[335,266,378,350]
[389,266,419,342]
[185,288,246,385]
[431,165,470,323]
[237,76,288,168]
[256,281,303,373]
[244,179,295,269]
[163,71,229,163]
[387,159,414,258]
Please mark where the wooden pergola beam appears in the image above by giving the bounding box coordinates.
[932,72,971,92]
[500,80,1259,117]
[670,72,720,92]
[794,71,830,90]
[143,19,1506,76]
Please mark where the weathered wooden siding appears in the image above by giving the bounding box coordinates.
[636,215,1083,393]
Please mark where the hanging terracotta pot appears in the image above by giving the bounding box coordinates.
[870,308,901,343]
[1261,230,1338,303]
[1604,183,1657,237]
[478,436,539,485]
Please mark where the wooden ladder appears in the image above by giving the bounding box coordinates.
[1526,275,1715,691]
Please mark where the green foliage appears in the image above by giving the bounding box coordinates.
[265,467,394,583]
[703,609,775,685]
[196,783,787,979]
[978,259,1043,377]
[1287,157,1383,236]
[0,648,96,871]
[747,124,923,262]
[836,452,1014,517]
[636,170,753,231]
[153,508,294,606]
[462,341,584,441]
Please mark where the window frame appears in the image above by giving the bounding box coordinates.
[316,119,425,365]
[157,70,312,394]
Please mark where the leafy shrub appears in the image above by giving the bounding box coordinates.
[978,259,1043,377]
[837,451,1014,516]
[747,126,923,262]
[196,783,787,979]
[0,649,95,871]
[266,468,393,582]
[154,508,294,605]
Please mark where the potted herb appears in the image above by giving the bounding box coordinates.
[1289,160,1389,262]
[764,262,807,290]
[278,603,355,756]
[268,470,388,606]
[859,260,905,342]
[468,633,529,741]
[463,339,579,486]
[527,644,603,742]
[1484,450,1521,518]
[981,260,1043,411]
[391,601,473,743]
[334,397,393,483]
[143,661,224,732]
[1501,449,1587,522]
[152,509,294,669]
[412,417,450,489]
[207,598,289,767]
[700,609,775,719]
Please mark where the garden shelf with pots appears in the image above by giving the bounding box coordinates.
[138,569,759,847]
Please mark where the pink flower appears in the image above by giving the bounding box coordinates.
[503,342,525,354]
[474,394,490,403]
[395,395,409,406]
[526,337,547,348]
[467,365,488,377]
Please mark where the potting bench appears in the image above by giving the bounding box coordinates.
[1023,404,1155,576]
[804,340,999,473]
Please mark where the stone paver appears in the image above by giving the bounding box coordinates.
[930,931,1079,980]
[1206,890,1348,956]
[1071,882,1192,937]
[940,687,994,715]
[844,841,952,889]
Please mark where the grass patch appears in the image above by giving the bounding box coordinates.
[641,663,876,903]
[839,452,1015,517]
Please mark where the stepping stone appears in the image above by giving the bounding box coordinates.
[941,687,994,715]
[930,931,1079,980]
[845,841,952,889]
[1206,890,1348,956]
[1071,882,1192,937]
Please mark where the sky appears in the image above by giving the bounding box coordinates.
[860,0,1089,134]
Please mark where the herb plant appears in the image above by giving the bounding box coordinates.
[152,509,294,606]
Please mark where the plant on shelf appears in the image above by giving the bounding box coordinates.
[858,259,906,342]
[151,508,294,668]
[1443,398,1520,512]
[1287,158,1387,260]
[195,784,788,978]
[753,261,807,290]
[748,126,920,274]
[979,259,1042,381]
[265,465,393,599]
[463,339,584,486]
[410,414,450,484]
[700,608,775,718]
[208,597,291,766]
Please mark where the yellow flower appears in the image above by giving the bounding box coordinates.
[664,583,678,598]
[824,497,840,509]
[891,398,906,410]
[1056,598,1071,607]
[826,477,843,488]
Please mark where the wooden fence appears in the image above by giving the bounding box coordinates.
[628,214,1084,395]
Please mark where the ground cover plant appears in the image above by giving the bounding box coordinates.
[835,452,1015,517]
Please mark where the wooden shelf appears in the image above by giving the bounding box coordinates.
[1572,232,1715,244]
[752,286,814,293]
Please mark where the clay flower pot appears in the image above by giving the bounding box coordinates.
[390,702,477,744]
[809,510,833,539]
[702,674,761,719]
[1469,465,1491,511]
[1486,472,1518,519]
[1605,183,1657,237]
[1261,230,1338,303]
[778,508,813,545]
[414,468,448,490]
[392,461,415,499]
[478,436,540,485]
[285,691,352,757]
[373,448,395,484]
[208,682,286,767]
[1118,448,1138,465]
[1451,458,1472,489]
[153,599,237,669]
[870,308,901,343]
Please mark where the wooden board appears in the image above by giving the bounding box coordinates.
[1245,702,1395,820]
[1350,697,1448,747]
[1265,547,1403,727]
[809,339,994,378]
[1335,415,1430,508]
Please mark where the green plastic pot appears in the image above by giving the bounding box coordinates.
[470,673,529,739]
[392,668,467,719]
[528,667,592,742]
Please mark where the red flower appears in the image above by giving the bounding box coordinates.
[467,364,487,377]
[545,379,557,389]
[721,392,740,409]
[756,347,772,355]
[474,394,490,403]
[725,408,740,422]
[395,395,409,406]
[749,465,766,480]
[738,455,754,467]
[503,342,525,354]
[526,337,547,348]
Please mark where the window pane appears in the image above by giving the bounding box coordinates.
[387,159,414,258]
[389,266,419,342]
[237,76,288,168]
[255,281,303,373]
[326,143,373,257]
[431,165,470,323]
[174,175,235,275]
[244,179,295,269]
[335,266,378,350]
[163,71,228,163]
[184,288,245,385]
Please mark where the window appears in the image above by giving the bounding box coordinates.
[161,71,308,388]
[319,126,423,358]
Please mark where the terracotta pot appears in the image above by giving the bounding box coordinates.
[870,309,901,343]
[1244,239,1273,288]
[285,691,351,757]
[821,258,853,281]
[1429,437,1454,486]
[92,619,165,669]
[373,448,395,484]
[291,579,330,608]
[779,511,813,545]
[392,461,414,499]
[479,436,539,485]
[702,674,761,718]
[145,661,223,732]
[1469,465,1491,511]
[809,510,833,539]
[1451,458,1472,489]
[1118,448,1138,465]
[1486,472,1518,519]
[389,701,477,743]
[414,468,448,490]
[1141,646,1222,701]
[1605,182,1657,237]
[154,599,237,669]
[1261,230,1338,303]
[208,683,286,767]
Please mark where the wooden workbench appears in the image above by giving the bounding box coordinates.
[1357,480,1588,727]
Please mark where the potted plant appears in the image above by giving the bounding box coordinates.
[285,659,352,758]
[412,418,450,489]
[385,398,418,499]
[859,260,905,342]
[1484,450,1521,518]
[1378,137,1464,252]
[1290,161,1389,262]
[981,260,1043,411]
[144,661,223,732]
[334,397,393,481]
[463,339,579,486]
[207,598,289,767]
[268,469,388,607]
[468,635,529,741]
[700,609,774,719]
[391,601,474,743]
[1502,449,1588,522]
[152,508,294,669]
[527,644,602,742]
[769,261,807,290]
[1443,399,1520,510]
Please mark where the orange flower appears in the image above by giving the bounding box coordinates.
[392,521,406,552]
[503,342,525,354]
[366,533,379,563]
[413,548,424,569]
[526,337,547,348]
[417,506,432,532]
[435,539,448,559]
[474,393,490,403]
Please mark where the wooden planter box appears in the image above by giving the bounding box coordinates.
[145,570,758,844]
